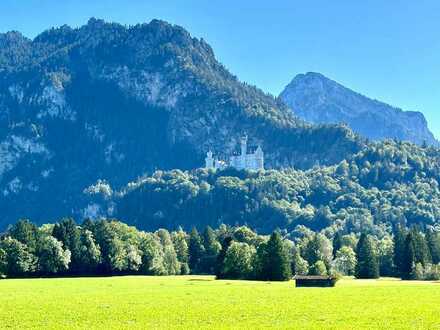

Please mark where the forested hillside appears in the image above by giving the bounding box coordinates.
[0,19,362,227]
[111,140,440,233]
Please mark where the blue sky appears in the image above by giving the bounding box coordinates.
[1,0,440,137]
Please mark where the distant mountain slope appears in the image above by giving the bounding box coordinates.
[280,72,438,146]
[0,19,363,227]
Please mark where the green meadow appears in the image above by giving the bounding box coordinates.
[1,276,439,329]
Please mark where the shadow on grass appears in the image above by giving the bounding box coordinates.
[187,278,214,282]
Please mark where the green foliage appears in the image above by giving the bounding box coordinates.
[37,236,71,275]
[0,237,36,276]
[2,217,440,282]
[138,233,166,275]
[377,235,394,277]
[215,236,233,279]
[77,229,101,274]
[199,226,221,273]
[332,232,343,258]
[117,139,440,236]
[0,248,6,276]
[393,226,407,276]
[426,230,440,264]
[309,260,328,276]
[256,231,292,281]
[172,229,189,273]
[222,242,256,279]
[402,232,416,280]
[355,234,379,279]
[52,218,81,274]
[333,246,357,276]
[302,233,332,272]
[188,228,205,273]
[291,249,309,276]
[410,228,431,266]
[9,220,40,253]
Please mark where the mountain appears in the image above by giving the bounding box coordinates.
[0,19,363,228]
[280,72,438,146]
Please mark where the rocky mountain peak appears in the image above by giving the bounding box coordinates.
[280,72,438,146]
[0,19,363,227]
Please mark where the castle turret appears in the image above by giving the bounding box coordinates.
[255,145,264,170]
[240,135,248,157]
[205,150,214,169]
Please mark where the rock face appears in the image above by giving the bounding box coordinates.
[0,19,363,227]
[280,72,438,146]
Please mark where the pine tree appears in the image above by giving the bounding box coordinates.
[202,226,219,255]
[411,227,431,266]
[257,231,292,281]
[9,219,40,254]
[401,232,416,280]
[333,232,343,258]
[188,228,205,273]
[200,226,220,273]
[304,235,321,266]
[393,225,407,276]
[52,218,81,274]
[355,233,379,279]
[215,236,233,279]
[426,229,440,264]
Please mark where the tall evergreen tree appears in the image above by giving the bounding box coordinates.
[77,229,101,274]
[199,226,220,273]
[52,218,81,274]
[202,226,220,255]
[410,227,431,266]
[303,235,321,266]
[426,229,440,264]
[401,232,416,280]
[333,232,343,258]
[215,236,233,279]
[172,229,189,274]
[355,233,379,279]
[8,219,40,253]
[256,231,292,281]
[188,228,205,273]
[393,225,407,276]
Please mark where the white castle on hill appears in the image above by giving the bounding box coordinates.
[205,135,264,171]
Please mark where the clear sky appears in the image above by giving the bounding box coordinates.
[1,0,439,137]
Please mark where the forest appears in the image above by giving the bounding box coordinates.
[105,139,440,234]
[1,218,439,282]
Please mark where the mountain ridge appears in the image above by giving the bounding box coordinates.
[280,72,438,146]
[0,19,363,227]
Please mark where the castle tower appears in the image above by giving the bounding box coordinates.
[240,135,248,157]
[239,135,248,169]
[205,150,214,169]
[255,145,264,170]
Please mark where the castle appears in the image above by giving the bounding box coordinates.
[205,135,264,171]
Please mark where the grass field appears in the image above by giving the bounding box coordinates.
[1,276,440,329]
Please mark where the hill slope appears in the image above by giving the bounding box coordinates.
[0,19,363,227]
[280,72,438,146]
[112,141,440,233]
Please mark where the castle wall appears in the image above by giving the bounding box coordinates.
[205,137,264,171]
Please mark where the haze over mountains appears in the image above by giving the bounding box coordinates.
[0,18,363,227]
[280,72,438,146]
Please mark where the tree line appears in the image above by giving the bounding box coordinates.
[1,218,439,281]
